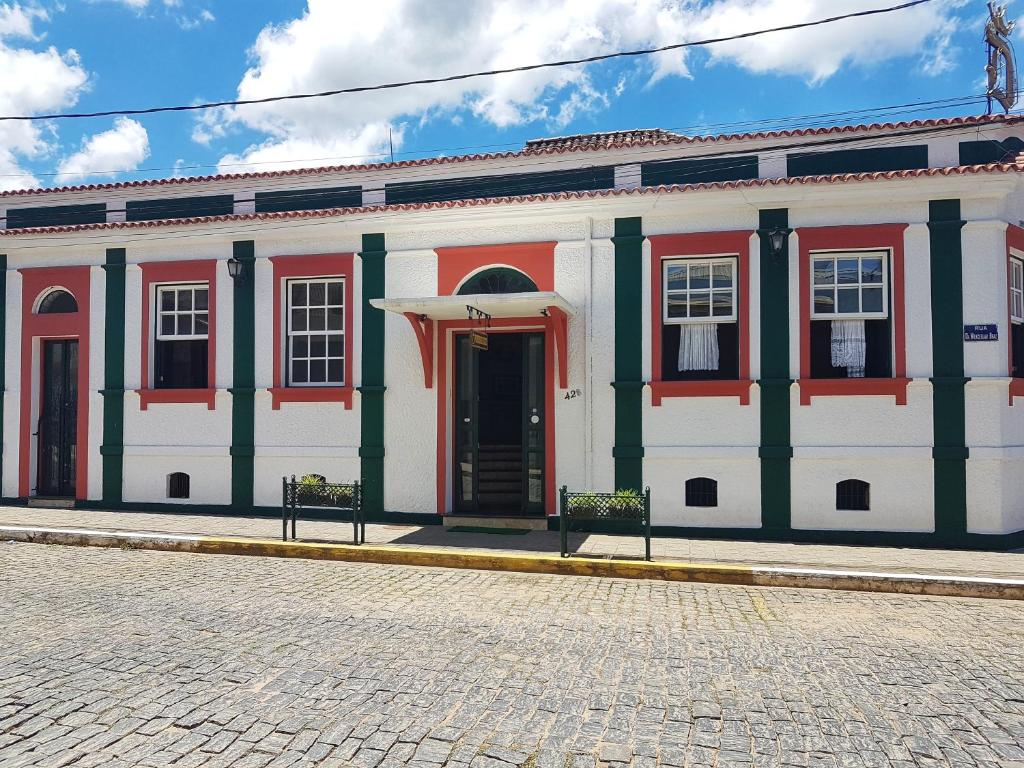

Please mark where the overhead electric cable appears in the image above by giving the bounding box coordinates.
[0,0,933,123]
[0,91,985,182]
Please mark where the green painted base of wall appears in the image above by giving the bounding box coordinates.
[8,497,1018,551]
[541,516,1024,551]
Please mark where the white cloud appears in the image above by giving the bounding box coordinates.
[693,0,968,84]
[204,0,967,173]
[0,3,47,38]
[97,0,150,9]
[0,3,89,191]
[55,117,150,183]
[203,0,695,171]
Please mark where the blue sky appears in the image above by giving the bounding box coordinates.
[0,0,1004,191]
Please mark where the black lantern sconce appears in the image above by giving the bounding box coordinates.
[226,256,245,283]
[767,227,791,259]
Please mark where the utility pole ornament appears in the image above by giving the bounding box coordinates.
[986,2,1018,114]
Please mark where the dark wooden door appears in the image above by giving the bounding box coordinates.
[521,332,545,514]
[453,333,479,513]
[38,339,78,497]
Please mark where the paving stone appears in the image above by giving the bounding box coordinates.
[0,543,1022,768]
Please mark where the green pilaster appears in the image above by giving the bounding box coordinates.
[0,254,6,491]
[757,209,793,530]
[928,199,968,539]
[100,248,126,503]
[611,216,644,492]
[230,240,256,510]
[359,233,387,515]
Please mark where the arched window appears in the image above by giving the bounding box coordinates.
[36,289,78,314]
[685,477,718,507]
[836,479,870,511]
[167,472,190,499]
[457,267,538,295]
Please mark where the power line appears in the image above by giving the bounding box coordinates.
[0,92,985,183]
[0,0,934,123]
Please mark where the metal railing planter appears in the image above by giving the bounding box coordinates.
[559,486,652,561]
[282,475,364,544]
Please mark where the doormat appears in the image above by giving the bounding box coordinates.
[446,526,531,535]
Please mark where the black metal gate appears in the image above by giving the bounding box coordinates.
[37,339,78,497]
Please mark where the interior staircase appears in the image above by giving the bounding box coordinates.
[476,444,523,512]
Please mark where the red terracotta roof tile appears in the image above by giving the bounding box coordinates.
[2,160,1019,238]
[1,114,1017,200]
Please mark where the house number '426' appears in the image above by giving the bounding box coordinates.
[563,389,583,400]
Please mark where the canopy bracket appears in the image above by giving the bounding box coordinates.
[403,312,434,388]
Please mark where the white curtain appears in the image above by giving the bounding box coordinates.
[831,318,866,377]
[678,323,720,372]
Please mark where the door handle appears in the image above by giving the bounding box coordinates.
[463,417,471,423]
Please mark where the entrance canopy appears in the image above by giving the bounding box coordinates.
[370,291,573,388]
[371,291,574,321]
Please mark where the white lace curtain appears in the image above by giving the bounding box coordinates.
[831,318,865,377]
[678,323,719,372]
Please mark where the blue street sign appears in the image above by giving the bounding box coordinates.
[963,324,999,342]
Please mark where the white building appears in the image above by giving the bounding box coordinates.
[2,114,1024,548]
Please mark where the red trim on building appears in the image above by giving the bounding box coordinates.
[1006,225,1024,403]
[436,241,556,295]
[796,224,909,405]
[403,312,435,388]
[138,260,217,410]
[18,267,91,499]
[647,231,753,405]
[548,305,569,389]
[435,319,558,516]
[268,253,355,409]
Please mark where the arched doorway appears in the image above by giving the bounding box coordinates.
[19,269,91,500]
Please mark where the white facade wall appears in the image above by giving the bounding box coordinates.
[0,127,1023,542]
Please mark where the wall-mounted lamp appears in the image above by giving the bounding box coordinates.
[767,227,791,259]
[226,256,245,282]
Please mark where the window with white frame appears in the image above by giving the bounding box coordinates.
[663,258,736,323]
[661,257,739,380]
[1011,256,1024,378]
[809,251,891,379]
[811,252,888,319]
[287,277,344,386]
[154,283,209,389]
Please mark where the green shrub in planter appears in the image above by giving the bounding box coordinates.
[567,492,601,517]
[296,474,328,506]
[609,488,643,517]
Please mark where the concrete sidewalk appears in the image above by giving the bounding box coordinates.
[1,504,1022,579]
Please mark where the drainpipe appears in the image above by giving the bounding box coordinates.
[584,215,594,490]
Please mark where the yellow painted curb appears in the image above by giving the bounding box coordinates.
[2,525,1022,601]
[192,535,760,585]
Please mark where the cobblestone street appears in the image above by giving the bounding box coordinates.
[1,543,1022,768]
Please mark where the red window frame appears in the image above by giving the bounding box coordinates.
[1006,225,1024,402]
[138,260,217,410]
[269,253,354,409]
[797,224,909,405]
[648,231,753,405]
